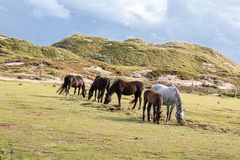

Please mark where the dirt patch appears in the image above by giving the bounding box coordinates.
[84,65,112,76]
[31,111,44,117]
[131,70,153,78]
[0,35,7,40]
[129,69,237,90]
[223,108,239,113]
[0,123,18,129]
[2,62,24,66]
[0,76,62,84]
[185,119,236,134]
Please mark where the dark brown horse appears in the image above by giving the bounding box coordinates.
[88,76,110,103]
[57,75,86,97]
[142,89,163,124]
[104,79,144,109]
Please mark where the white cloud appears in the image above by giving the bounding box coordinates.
[60,0,167,27]
[161,0,240,62]
[25,0,70,18]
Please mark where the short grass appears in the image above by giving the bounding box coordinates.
[0,80,239,160]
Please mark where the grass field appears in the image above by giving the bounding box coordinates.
[0,80,239,160]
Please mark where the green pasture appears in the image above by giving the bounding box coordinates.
[0,80,239,160]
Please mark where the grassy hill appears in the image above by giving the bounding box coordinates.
[0,35,78,61]
[0,34,239,87]
[53,34,240,79]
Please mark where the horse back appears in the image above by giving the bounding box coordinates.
[144,89,162,105]
[121,81,143,95]
[72,75,84,87]
[64,75,74,85]
[131,81,144,92]
[94,77,110,90]
[152,83,180,105]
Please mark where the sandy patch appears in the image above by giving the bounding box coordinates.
[2,62,24,66]
[84,65,112,76]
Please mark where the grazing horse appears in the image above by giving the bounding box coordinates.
[88,76,110,103]
[142,89,163,124]
[104,79,144,109]
[57,75,86,98]
[152,84,185,125]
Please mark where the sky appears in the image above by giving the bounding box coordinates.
[0,0,239,63]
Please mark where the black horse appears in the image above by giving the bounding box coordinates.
[88,76,110,103]
[57,75,86,97]
[104,79,144,109]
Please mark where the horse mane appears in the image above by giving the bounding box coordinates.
[171,84,183,114]
[171,84,180,96]
[108,79,120,95]
[82,81,85,90]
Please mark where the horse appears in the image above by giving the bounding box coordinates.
[88,76,110,103]
[142,89,163,124]
[104,79,144,109]
[57,75,86,98]
[152,84,185,125]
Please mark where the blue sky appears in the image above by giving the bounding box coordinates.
[0,0,239,63]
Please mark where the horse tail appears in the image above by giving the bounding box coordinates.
[106,80,110,91]
[129,99,135,104]
[136,82,144,94]
[129,82,144,104]
[172,84,181,96]
[82,82,86,92]
[57,77,69,94]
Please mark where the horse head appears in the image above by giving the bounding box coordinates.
[82,89,87,98]
[88,90,93,100]
[156,111,163,124]
[104,93,111,104]
[176,110,185,126]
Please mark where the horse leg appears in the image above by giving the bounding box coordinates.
[78,86,81,97]
[156,104,160,124]
[73,87,77,98]
[169,105,175,121]
[97,90,101,103]
[142,100,147,121]
[94,89,97,101]
[147,103,152,122]
[131,94,138,110]
[100,89,105,103]
[117,93,122,108]
[166,105,170,123]
[153,105,156,123]
[138,95,142,110]
[66,85,70,98]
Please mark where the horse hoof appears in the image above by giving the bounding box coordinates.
[177,120,185,126]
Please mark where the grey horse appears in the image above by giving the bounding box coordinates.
[152,84,185,125]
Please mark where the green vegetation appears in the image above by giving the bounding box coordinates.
[0,80,240,159]
[0,35,78,60]
[53,34,239,78]
[0,34,239,86]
